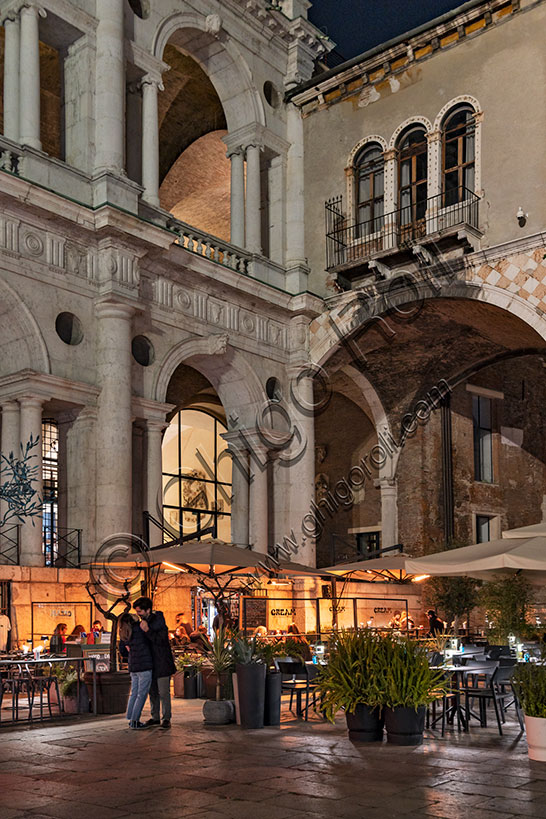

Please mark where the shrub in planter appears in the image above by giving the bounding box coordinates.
[202,629,235,725]
[381,636,448,746]
[513,659,546,762]
[174,654,204,699]
[61,671,90,715]
[316,629,386,742]
[233,635,266,730]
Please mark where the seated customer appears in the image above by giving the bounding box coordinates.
[67,625,87,642]
[49,623,67,654]
[190,626,212,653]
[287,623,312,661]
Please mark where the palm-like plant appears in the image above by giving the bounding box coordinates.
[205,628,234,701]
[381,635,449,709]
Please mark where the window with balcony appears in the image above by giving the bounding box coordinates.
[355,145,384,237]
[398,126,428,242]
[442,106,475,206]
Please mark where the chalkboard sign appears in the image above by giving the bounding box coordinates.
[243,598,267,631]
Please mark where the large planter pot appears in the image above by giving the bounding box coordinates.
[346,704,384,742]
[83,671,131,715]
[525,715,546,762]
[264,671,282,727]
[236,663,266,729]
[203,699,235,725]
[384,706,426,746]
[62,685,90,715]
[232,672,241,725]
[183,671,198,699]
[173,670,185,698]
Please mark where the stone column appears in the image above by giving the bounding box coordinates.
[426,130,442,233]
[245,144,262,254]
[379,478,398,549]
[229,446,250,547]
[94,301,134,545]
[287,367,315,566]
[126,82,142,184]
[19,396,44,567]
[249,444,268,553]
[229,148,245,247]
[141,75,162,207]
[66,407,97,565]
[286,104,305,267]
[0,400,20,528]
[3,13,20,141]
[19,3,44,150]
[382,148,397,249]
[94,0,125,173]
[145,419,166,547]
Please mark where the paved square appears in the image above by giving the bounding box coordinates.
[0,699,543,818]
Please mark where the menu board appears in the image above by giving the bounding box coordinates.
[243,598,267,631]
[82,644,111,673]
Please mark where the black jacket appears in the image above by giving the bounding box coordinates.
[144,611,176,679]
[128,620,153,673]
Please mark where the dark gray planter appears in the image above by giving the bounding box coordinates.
[346,703,384,742]
[183,670,198,699]
[236,663,266,729]
[384,705,426,745]
[264,671,282,726]
[203,699,235,725]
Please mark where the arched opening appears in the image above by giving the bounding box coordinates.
[161,363,232,542]
[156,41,230,240]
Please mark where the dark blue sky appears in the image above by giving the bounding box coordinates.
[308,0,470,60]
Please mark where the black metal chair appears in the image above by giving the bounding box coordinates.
[0,663,34,723]
[460,664,524,735]
[276,659,319,721]
[26,662,62,720]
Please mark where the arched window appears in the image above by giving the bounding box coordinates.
[161,409,232,542]
[442,106,475,205]
[355,145,384,233]
[397,126,428,238]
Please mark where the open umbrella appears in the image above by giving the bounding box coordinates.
[323,553,419,583]
[133,539,269,577]
[405,536,546,581]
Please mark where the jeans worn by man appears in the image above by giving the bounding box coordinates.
[133,596,176,728]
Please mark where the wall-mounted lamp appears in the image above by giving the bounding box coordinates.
[517,206,528,228]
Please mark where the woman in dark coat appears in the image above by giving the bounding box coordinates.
[119,613,153,729]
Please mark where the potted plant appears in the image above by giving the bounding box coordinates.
[256,639,284,727]
[316,629,385,742]
[382,635,448,746]
[202,629,235,725]
[513,659,546,761]
[174,653,204,699]
[233,635,266,729]
[61,669,90,715]
[479,575,533,644]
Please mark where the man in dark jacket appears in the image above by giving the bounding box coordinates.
[133,597,176,729]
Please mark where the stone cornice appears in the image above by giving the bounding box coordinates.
[0,370,100,406]
[132,396,175,423]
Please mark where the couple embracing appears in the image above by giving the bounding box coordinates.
[120,596,176,730]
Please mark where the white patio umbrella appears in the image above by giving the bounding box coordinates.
[405,536,546,581]
[323,553,420,583]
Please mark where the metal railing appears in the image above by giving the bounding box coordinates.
[0,525,20,565]
[325,188,480,271]
[43,527,82,569]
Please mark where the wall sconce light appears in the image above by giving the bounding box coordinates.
[517,206,528,228]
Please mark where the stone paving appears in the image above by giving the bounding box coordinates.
[0,699,545,819]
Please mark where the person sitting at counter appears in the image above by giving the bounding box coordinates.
[49,623,67,654]
[389,611,402,629]
[67,625,87,642]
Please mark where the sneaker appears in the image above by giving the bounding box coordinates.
[145,718,161,727]
[161,719,171,729]
[130,721,147,730]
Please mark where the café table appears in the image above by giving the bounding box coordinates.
[430,663,498,732]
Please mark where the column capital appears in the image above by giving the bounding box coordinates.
[146,418,168,434]
[1,10,20,24]
[427,130,442,143]
[18,3,46,19]
[1,399,20,412]
[383,148,397,161]
[75,406,98,423]
[141,73,164,92]
[226,146,245,160]
[94,299,136,321]
[17,394,46,409]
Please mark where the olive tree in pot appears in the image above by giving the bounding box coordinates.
[382,636,448,746]
[202,629,235,725]
[233,635,266,729]
[513,658,546,761]
[61,669,90,715]
[316,629,385,742]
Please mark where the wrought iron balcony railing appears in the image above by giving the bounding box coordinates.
[325,188,480,272]
[43,527,82,569]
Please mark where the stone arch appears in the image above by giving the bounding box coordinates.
[152,10,265,132]
[433,94,482,132]
[347,134,388,169]
[154,334,266,426]
[0,275,50,376]
[388,115,433,150]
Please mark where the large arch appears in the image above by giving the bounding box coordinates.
[152,11,265,133]
[0,275,50,377]
[153,335,266,427]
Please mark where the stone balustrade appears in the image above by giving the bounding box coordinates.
[169,216,251,275]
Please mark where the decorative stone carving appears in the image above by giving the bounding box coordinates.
[205,13,222,37]
[206,333,229,355]
[175,288,192,312]
[22,231,44,257]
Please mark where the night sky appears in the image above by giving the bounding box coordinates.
[308,0,470,60]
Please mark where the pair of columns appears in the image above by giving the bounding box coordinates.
[227,144,262,253]
[3,3,45,149]
[1,396,45,566]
